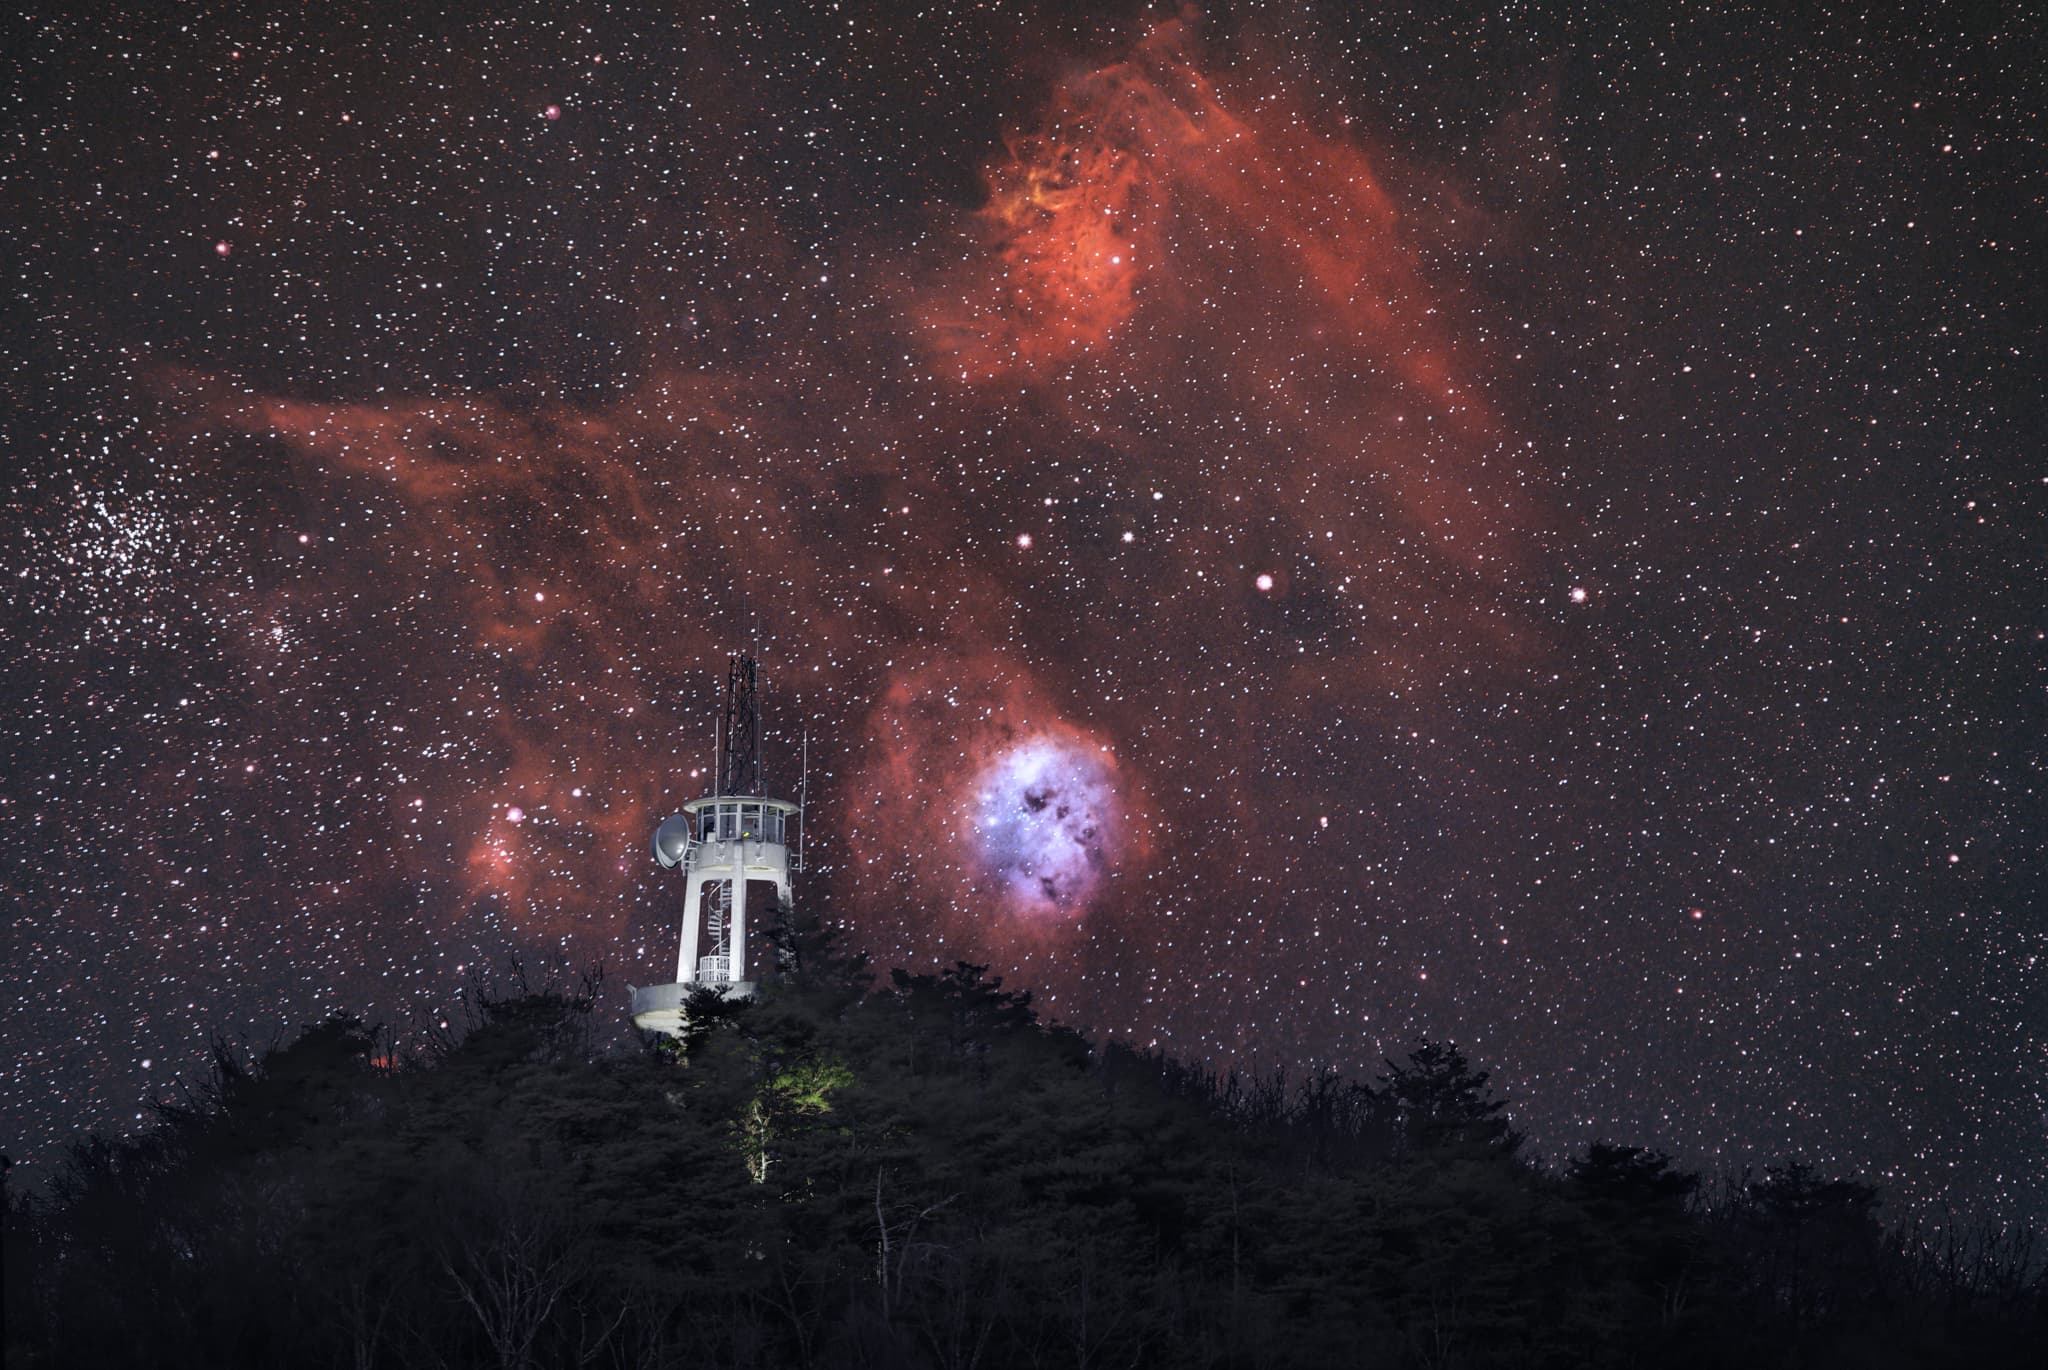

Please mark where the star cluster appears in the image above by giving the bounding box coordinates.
[4,2,2042,1224]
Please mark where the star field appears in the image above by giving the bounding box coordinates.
[4,1,2043,1225]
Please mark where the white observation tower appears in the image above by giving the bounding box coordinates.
[630,656,801,1036]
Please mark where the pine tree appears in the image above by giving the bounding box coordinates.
[1374,1041,1521,1154]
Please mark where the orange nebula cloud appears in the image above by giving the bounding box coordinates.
[148,15,1551,991]
[923,99,1153,374]
[918,17,1529,585]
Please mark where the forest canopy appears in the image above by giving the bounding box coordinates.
[5,916,2042,1370]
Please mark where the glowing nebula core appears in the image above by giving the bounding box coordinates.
[844,657,1151,958]
[970,738,1120,920]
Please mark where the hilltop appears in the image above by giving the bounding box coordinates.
[6,918,2042,1369]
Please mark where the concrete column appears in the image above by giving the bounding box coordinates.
[678,869,707,982]
[729,840,748,985]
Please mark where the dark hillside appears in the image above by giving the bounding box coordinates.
[6,926,2042,1369]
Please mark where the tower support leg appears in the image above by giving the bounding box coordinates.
[678,871,708,983]
[729,847,748,987]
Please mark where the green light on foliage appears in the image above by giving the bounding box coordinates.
[767,1058,855,1114]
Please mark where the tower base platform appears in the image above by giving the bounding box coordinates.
[628,980,757,1036]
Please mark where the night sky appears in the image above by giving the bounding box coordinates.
[6,2,2043,1224]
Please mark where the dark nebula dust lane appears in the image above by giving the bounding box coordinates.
[6,3,2043,1224]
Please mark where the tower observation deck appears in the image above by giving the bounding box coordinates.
[629,656,801,1037]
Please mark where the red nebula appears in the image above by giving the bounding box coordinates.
[153,16,1548,1005]
[844,655,1154,958]
[912,15,1539,663]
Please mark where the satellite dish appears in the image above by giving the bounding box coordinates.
[652,814,694,869]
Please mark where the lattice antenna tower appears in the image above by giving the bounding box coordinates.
[631,654,799,1036]
[720,654,762,798]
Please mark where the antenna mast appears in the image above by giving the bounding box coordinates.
[797,726,809,873]
[719,655,762,796]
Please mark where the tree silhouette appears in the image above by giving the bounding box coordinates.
[5,948,2042,1370]
[1375,1041,1522,1154]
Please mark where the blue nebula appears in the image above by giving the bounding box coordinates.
[971,738,1118,917]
